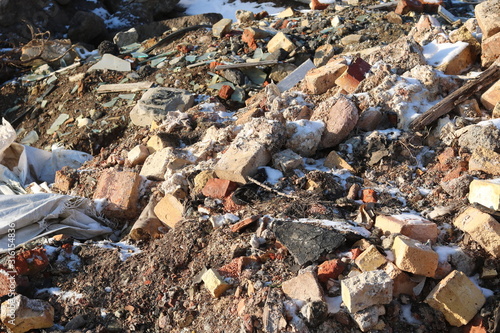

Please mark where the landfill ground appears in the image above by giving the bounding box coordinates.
[0,0,500,332]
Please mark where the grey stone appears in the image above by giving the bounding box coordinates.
[440,174,473,198]
[113,28,139,48]
[130,87,194,127]
[301,301,328,327]
[458,124,500,153]
[351,305,385,332]
[273,221,346,265]
[222,69,246,86]
[262,288,287,332]
[449,248,476,276]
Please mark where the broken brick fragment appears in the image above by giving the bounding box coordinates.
[361,189,378,203]
[202,178,239,199]
[317,259,345,283]
[230,215,260,233]
[310,0,329,10]
[334,57,371,93]
[218,85,234,100]
[395,0,423,15]
[15,248,49,276]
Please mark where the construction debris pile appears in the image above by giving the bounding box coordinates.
[0,0,499,332]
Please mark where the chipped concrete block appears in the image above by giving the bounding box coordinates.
[202,268,231,298]
[140,148,171,180]
[215,143,271,184]
[285,120,324,157]
[454,207,500,258]
[267,32,296,54]
[311,94,359,148]
[392,235,438,277]
[341,270,393,313]
[281,271,324,302]
[351,305,385,332]
[425,270,486,326]
[468,178,500,211]
[469,146,500,175]
[272,149,304,173]
[212,18,233,38]
[0,295,54,333]
[154,194,184,229]
[480,79,500,111]
[481,33,500,68]
[324,151,355,172]
[375,214,438,243]
[475,0,500,39]
[93,169,141,219]
[202,178,239,199]
[355,245,387,272]
[334,57,371,93]
[305,63,347,95]
[127,145,150,167]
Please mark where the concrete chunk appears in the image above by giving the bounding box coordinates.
[285,120,324,157]
[0,295,54,333]
[468,178,500,211]
[267,32,296,54]
[212,18,233,38]
[215,143,271,184]
[392,235,438,277]
[281,271,324,302]
[375,214,438,243]
[454,207,500,258]
[341,270,393,313]
[425,270,486,326]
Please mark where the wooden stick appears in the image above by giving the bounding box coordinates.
[214,60,279,70]
[96,81,153,93]
[247,176,301,199]
[410,59,500,130]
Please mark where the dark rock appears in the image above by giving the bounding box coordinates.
[267,48,289,61]
[68,11,107,45]
[222,69,246,86]
[65,315,86,330]
[98,40,119,56]
[273,221,346,266]
[301,301,328,327]
[138,65,154,78]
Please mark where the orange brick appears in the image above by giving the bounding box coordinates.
[154,194,184,229]
[202,178,239,199]
[392,235,438,277]
[219,85,234,100]
[93,169,142,219]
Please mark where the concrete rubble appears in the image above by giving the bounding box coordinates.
[0,0,500,331]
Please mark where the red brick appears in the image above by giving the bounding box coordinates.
[351,248,362,259]
[395,0,423,15]
[317,259,346,283]
[361,189,378,203]
[219,85,234,100]
[218,256,259,279]
[15,248,49,276]
[202,178,239,199]
[334,58,371,93]
[230,215,260,233]
[223,195,245,212]
[93,169,142,219]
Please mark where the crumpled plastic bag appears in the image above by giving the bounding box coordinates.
[0,118,92,186]
[0,193,114,253]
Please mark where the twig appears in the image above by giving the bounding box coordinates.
[144,25,212,54]
[247,176,301,200]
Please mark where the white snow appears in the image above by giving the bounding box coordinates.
[260,166,283,185]
[178,0,287,20]
[36,287,84,303]
[295,218,371,237]
[401,304,422,325]
[470,274,494,298]
[325,296,343,314]
[289,120,325,137]
[94,241,142,261]
[423,40,469,67]
[433,245,461,263]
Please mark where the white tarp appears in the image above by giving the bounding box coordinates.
[0,193,113,253]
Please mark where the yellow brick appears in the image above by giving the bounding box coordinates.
[153,194,184,229]
[202,269,231,298]
[454,207,500,258]
[375,214,438,243]
[392,236,438,277]
[469,178,500,211]
[355,245,387,272]
[425,270,486,326]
